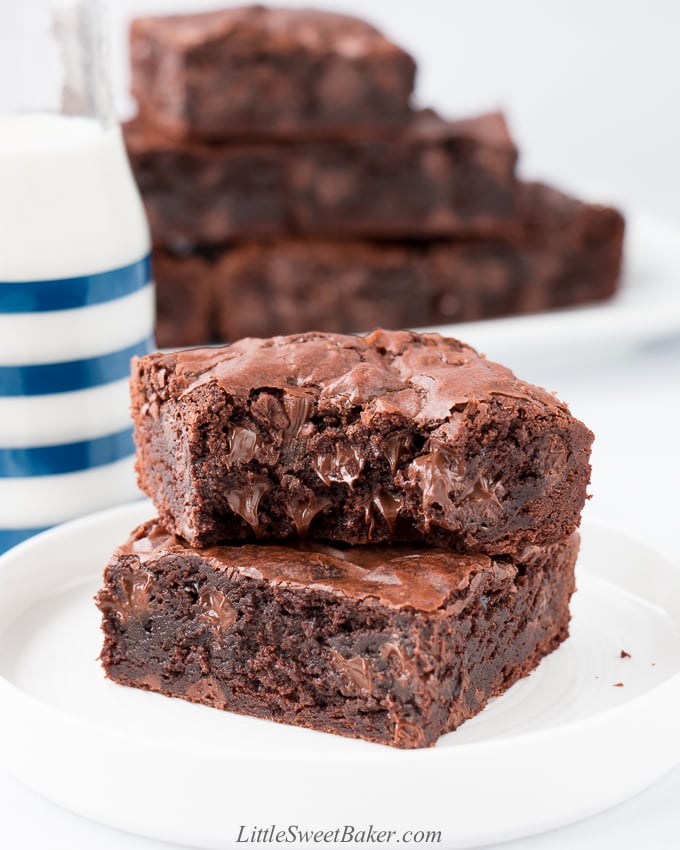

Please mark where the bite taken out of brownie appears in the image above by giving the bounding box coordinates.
[97,520,578,748]
[131,330,593,553]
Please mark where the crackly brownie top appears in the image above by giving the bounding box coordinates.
[132,6,411,57]
[135,329,569,427]
[118,519,518,613]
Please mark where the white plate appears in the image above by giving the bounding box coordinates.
[423,212,680,367]
[0,502,679,849]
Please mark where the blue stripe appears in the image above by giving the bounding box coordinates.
[0,336,153,396]
[0,255,152,313]
[0,428,135,478]
[0,525,52,555]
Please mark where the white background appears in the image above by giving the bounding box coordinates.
[2,1,680,848]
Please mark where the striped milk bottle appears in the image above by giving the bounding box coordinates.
[0,0,154,552]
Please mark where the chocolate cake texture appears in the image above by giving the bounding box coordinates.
[130,6,416,139]
[131,329,593,551]
[152,251,214,349]
[124,111,518,247]
[96,520,578,748]
[211,240,437,344]
[149,180,624,347]
[429,181,624,323]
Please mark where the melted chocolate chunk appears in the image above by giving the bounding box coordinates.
[226,426,262,463]
[312,443,364,487]
[117,569,153,622]
[283,492,333,536]
[225,477,270,533]
[198,587,237,632]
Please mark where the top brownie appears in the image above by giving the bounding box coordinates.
[130,6,416,138]
[131,330,593,553]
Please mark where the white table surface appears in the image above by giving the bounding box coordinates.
[2,1,680,846]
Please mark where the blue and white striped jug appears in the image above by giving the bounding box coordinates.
[0,115,154,553]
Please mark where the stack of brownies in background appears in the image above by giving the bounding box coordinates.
[124,5,625,348]
[97,328,593,747]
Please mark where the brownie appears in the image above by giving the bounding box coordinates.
[131,330,593,551]
[506,181,625,312]
[429,182,625,323]
[129,6,416,139]
[149,183,623,347]
[124,112,519,246]
[212,240,436,342]
[96,519,578,748]
[211,188,622,338]
[124,120,286,248]
[287,111,518,238]
[153,250,213,348]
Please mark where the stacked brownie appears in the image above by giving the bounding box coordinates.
[123,5,625,347]
[97,329,593,747]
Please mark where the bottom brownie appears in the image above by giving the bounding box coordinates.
[96,521,577,748]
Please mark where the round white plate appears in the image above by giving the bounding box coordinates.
[0,501,679,849]
[423,212,680,368]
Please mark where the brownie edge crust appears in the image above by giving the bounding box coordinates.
[131,329,593,552]
[96,521,578,748]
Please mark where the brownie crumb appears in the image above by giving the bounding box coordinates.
[619,649,631,659]
[613,682,624,687]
